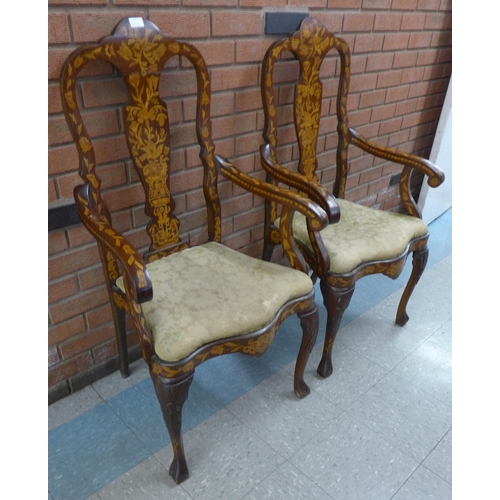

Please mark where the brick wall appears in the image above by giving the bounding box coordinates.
[48,0,452,403]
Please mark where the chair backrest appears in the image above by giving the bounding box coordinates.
[60,17,221,265]
[261,16,351,199]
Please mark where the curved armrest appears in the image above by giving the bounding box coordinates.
[215,154,329,232]
[348,127,445,187]
[74,184,153,304]
[260,144,340,224]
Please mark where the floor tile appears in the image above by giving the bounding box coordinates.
[86,456,192,500]
[91,359,150,401]
[241,461,334,500]
[425,209,452,267]
[48,403,150,500]
[290,412,418,500]
[155,408,285,500]
[48,386,103,431]
[226,368,342,458]
[422,428,452,484]
[392,339,452,406]
[371,284,451,339]
[428,318,452,352]
[391,465,452,500]
[106,377,222,454]
[335,309,426,371]
[285,340,389,411]
[347,372,452,462]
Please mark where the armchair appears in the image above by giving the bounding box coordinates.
[259,17,445,378]
[60,17,325,484]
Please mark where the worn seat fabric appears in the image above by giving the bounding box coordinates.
[281,199,429,274]
[118,242,313,362]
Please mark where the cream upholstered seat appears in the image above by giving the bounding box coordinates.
[282,199,428,274]
[117,242,313,362]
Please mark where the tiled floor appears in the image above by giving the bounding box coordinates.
[48,209,452,500]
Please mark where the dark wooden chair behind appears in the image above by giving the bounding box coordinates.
[60,17,329,485]
[259,17,445,378]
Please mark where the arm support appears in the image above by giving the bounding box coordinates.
[260,144,340,224]
[74,184,153,304]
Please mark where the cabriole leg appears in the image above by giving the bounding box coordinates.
[151,370,194,484]
[317,282,354,378]
[294,304,319,398]
[396,247,428,326]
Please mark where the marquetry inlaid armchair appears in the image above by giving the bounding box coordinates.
[259,17,445,378]
[60,17,328,484]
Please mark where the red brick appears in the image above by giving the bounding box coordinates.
[48,13,71,45]
[418,0,441,9]
[57,172,84,199]
[233,207,265,232]
[392,0,418,8]
[425,12,451,30]
[416,49,440,67]
[49,352,93,387]
[49,317,85,347]
[150,10,211,38]
[236,39,272,64]
[408,32,433,49]
[93,135,130,165]
[385,85,410,103]
[235,131,264,156]
[437,48,452,63]
[241,0,285,5]
[401,67,425,84]
[290,0,326,6]
[312,12,344,33]
[48,47,74,80]
[49,276,79,304]
[71,11,145,43]
[212,112,256,139]
[431,31,451,48]
[378,117,403,136]
[101,183,145,211]
[48,144,79,175]
[366,53,394,72]
[359,89,386,109]
[60,322,115,360]
[86,303,113,329]
[114,0,179,4]
[350,73,377,93]
[383,33,410,51]
[50,286,109,324]
[392,51,418,69]
[183,92,234,121]
[328,0,361,7]
[222,229,251,251]
[374,13,402,31]
[343,13,375,32]
[78,265,106,290]
[388,129,410,147]
[49,0,107,3]
[362,0,391,7]
[183,0,236,5]
[376,70,402,88]
[49,231,68,255]
[194,40,235,66]
[212,11,261,37]
[48,244,100,281]
[360,165,383,185]
[49,179,58,204]
[401,13,426,31]
[235,88,261,113]
[371,103,397,122]
[408,81,432,99]
[395,98,418,117]
[49,83,63,114]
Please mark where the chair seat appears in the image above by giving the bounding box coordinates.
[117,242,312,362]
[284,199,428,274]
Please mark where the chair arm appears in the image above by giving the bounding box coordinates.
[74,184,153,304]
[348,127,445,187]
[215,154,330,232]
[260,144,340,224]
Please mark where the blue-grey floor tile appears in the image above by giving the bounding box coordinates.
[106,377,222,454]
[48,402,151,500]
[426,209,452,266]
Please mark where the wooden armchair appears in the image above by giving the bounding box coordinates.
[60,17,327,484]
[260,17,445,378]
